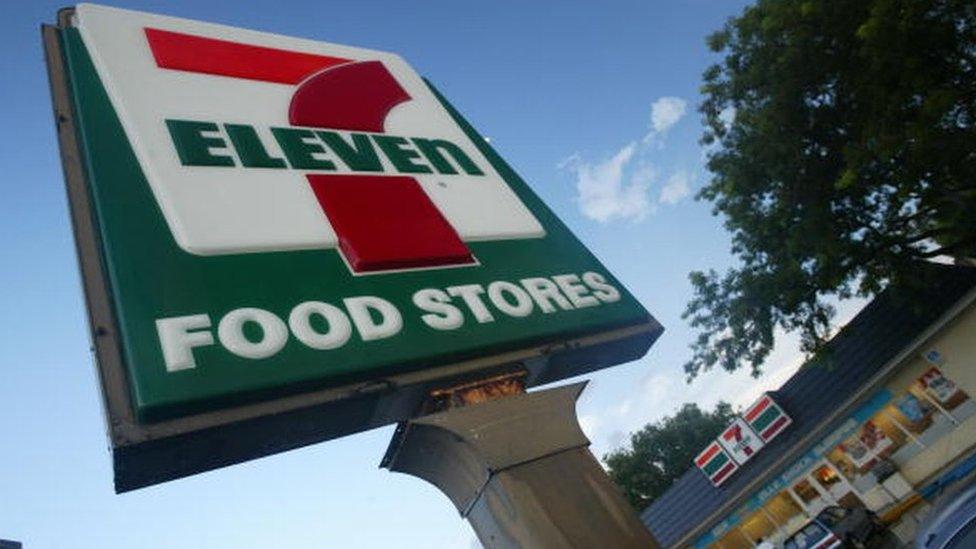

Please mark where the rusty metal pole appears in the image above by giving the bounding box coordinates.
[381,377,659,548]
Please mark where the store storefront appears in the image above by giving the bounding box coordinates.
[641,263,976,548]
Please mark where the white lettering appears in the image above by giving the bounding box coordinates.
[344,296,402,341]
[413,289,464,330]
[288,301,352,350]
[487,281,534,317]
[520,277,574,313]
[156,314,213,372]
[552,274,599,309]
[447,284,495,323]
[217,308,289,359]
[157,272,624,370]
[582,271,621,303]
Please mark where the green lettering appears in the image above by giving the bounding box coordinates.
[271,128,336,171]
[413,138,485,176]
[166,119,234,167]
[316,132,383,172]
[224,124,286,169]
[372,135,432,174]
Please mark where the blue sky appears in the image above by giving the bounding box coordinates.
[0,1,859,547]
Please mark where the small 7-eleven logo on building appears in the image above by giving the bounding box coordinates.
[79,6,544,273]
[718,418,764,465]
[723,424,754,457]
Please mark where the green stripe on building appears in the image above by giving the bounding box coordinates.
[702,451,729,476]
[750,406,781,432]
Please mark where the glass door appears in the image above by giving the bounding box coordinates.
[790,478,830,516]
[811,461,863,508]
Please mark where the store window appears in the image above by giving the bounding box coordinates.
[739,510,778,548]
[823,366,975,511]
[811,463,861,508]
[713,494,811,549]
[713,524,753,549]
[790,479,828,515]
[920,367,969,408]
[893,392,935,433]
[767,491,807,535]
[889,366,975,457]
[827,415,912,509]
[839,419,892,470]
[812,465,842,492]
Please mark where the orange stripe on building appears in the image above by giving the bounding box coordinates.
[696,443,720,466]
[744,396,772,422]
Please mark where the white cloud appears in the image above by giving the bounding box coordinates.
[659,170,691,205]
[562,95,691,223]
[564,143,653,223]
[650,97,688,134]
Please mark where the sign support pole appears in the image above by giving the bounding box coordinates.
[381,378,659,548]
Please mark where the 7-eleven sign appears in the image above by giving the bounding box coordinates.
[79,5,543,273]
[52,4,661,490]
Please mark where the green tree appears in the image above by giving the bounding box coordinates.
[686,0,976,380]
[605,402,735,510]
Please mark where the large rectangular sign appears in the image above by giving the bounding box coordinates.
[693,393,792,488]
[44,4,661,491]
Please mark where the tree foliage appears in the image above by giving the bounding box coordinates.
[605,402,735,510]
[686,0,976,379]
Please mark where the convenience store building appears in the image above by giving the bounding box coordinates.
[641,263,976,547]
